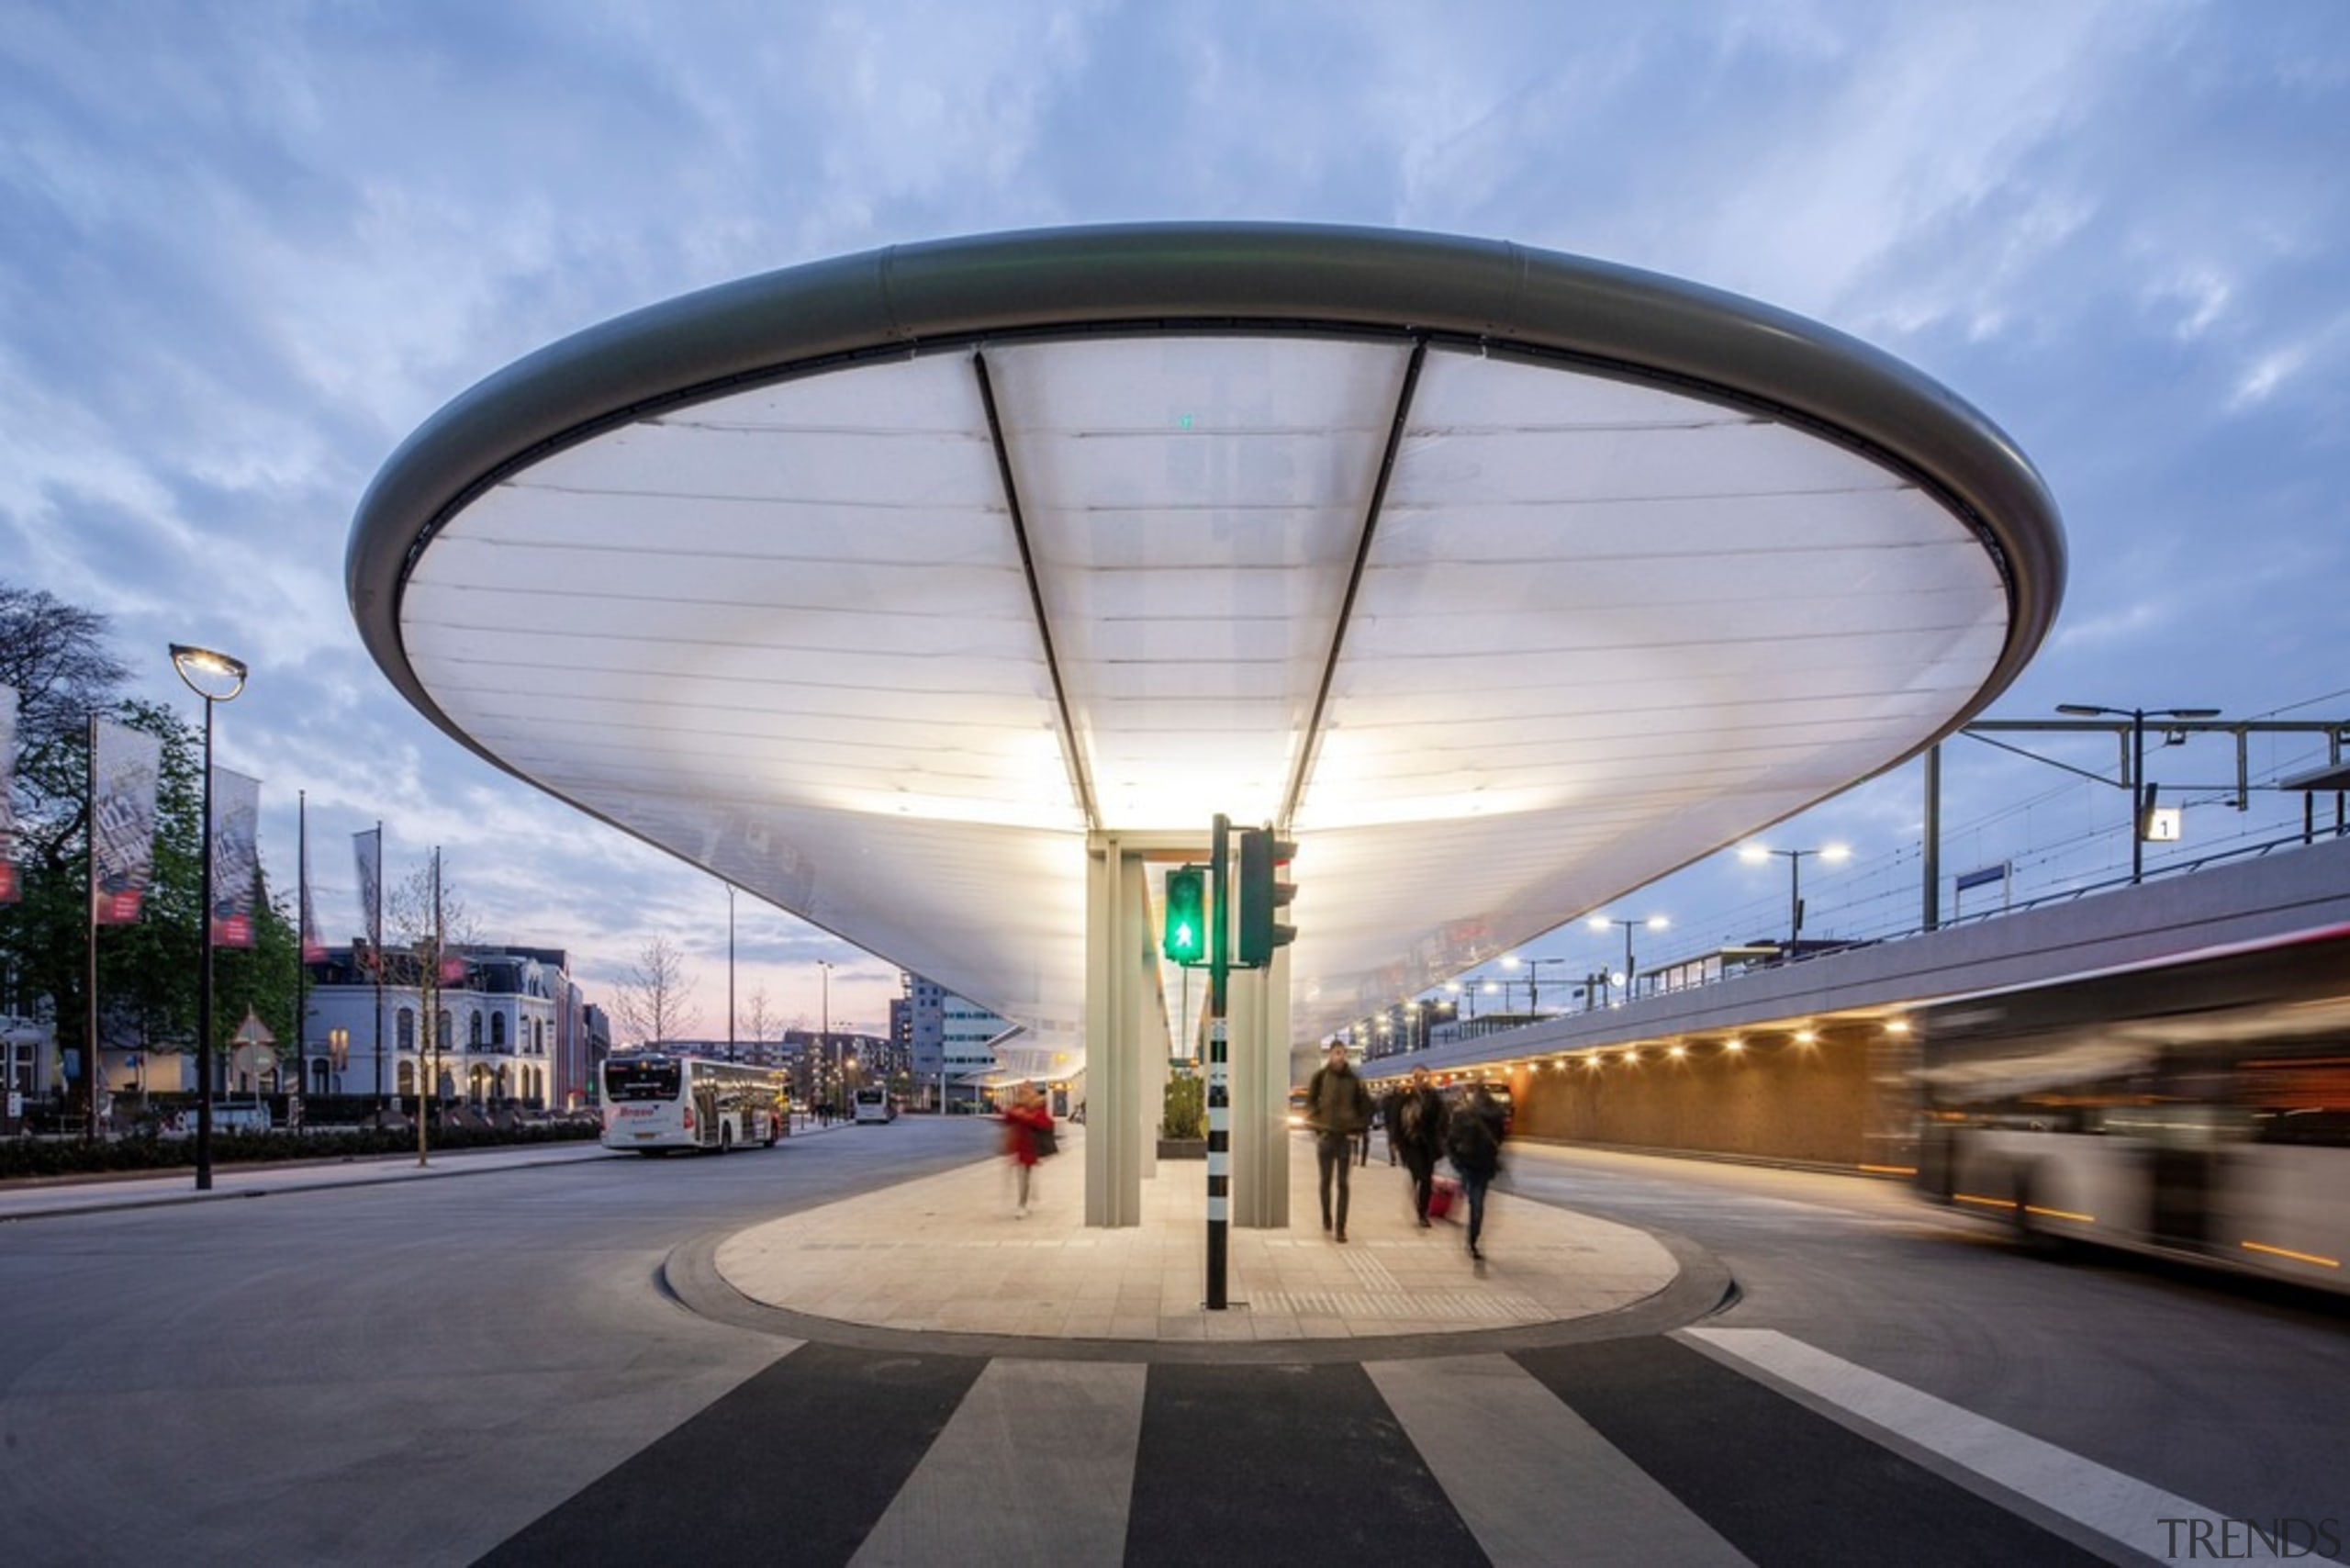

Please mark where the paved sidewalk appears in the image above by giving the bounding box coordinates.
[0,1138,625,1221]
[714,1129,1683,1345]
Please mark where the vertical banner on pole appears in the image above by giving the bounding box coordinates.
[352,828,382,958]
[299,801,324,963]
[209,768,261,947]
[90,721,162,924]
[0,683,18,904]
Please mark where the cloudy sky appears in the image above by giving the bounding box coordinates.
[5,1,2344,1036]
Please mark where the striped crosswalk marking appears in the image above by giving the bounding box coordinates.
[852,1360,1146,1568]
[1683,1327,2294,1563]
[1367,1355,1752,1567]
[484,1328,2266,1565]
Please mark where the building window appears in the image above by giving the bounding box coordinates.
[491,1013,507,1049]
[470,1011,485,1048]
[438,1010,452,1051]
[397,1059,415,1095]
[397,1009,415,1052]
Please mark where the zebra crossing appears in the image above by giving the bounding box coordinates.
[476,1322,2256,1566]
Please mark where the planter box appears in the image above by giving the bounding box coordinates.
[1157,1137,1208,1159]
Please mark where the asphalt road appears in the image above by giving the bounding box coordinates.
[1,1123,2342,1565]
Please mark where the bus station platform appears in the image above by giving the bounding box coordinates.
[699,1129,1725,1360]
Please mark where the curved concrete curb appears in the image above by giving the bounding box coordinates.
[665,1214,1735,1365]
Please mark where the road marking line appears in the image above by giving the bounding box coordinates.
[1682,1327,2296,1562]
[850,1358,1144,1568]
[1368,1354,1752,1567]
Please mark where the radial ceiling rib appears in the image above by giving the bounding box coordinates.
[974,346,1097,829]
[1281,337,1427,829]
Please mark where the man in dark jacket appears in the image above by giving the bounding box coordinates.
[1447,1083,1506,1260]
[1304,1042,1372,1242]
[1390,1066,1449,1227]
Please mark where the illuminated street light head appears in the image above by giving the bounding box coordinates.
[169,643,248,703]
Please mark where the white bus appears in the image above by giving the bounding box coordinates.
[852,1085,896,1124]
[600,1055,787,1155]
[1917,925,2350,1294]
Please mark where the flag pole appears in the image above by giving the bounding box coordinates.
[84,716,98,1143]
[294,791,307,1114]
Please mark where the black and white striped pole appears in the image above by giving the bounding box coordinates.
[1205,813,1231,1310]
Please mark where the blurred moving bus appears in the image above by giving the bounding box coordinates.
[1916,925,2350,1293]
[852,1085,896,1124]
[600,1055,787,1154]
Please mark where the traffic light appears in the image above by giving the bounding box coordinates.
[1162,865,1208,966]
[1237,827,1296,966]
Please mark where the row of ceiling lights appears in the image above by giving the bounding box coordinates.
[1369,1016,1912,1088]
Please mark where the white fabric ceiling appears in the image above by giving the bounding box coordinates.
[352,227,2062,1058]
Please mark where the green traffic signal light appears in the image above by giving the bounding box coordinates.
[1163,866,1208,965]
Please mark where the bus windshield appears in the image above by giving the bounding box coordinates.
[604,1058,682,1102]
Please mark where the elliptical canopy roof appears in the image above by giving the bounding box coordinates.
[349,224,2064,1050]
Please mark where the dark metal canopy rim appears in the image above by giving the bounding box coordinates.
[348,221,2065,738]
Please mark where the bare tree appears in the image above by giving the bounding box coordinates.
[384,853,483,1159]
[740,983,778,1048]
[612,935,700,1047]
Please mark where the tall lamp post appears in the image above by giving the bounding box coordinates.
[1588,914,1667,997]
[170,643,247,1193]
[817,958,834,1117]
[1740,843,1849,952]
[2054,703,2221,884]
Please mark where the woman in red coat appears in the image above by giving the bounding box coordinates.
[1001,1081,1056,1217]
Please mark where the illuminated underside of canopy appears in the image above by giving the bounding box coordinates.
[348,224,2064,1052]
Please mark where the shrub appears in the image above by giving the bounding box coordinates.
[1160,1073,1206,1140]
[0,1118,599,1181]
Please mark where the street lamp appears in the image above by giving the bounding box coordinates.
[1740,844,1849,952]
[1587,914,1667,996]
[171,643,247,1193]
[2055,703,2222,884]
[817,958,835,1117]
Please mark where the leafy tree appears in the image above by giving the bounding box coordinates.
[0,584,297,1105]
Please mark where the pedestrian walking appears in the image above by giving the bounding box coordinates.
[1390,1066,1449,1226]
[1001,1081,1056,1218]
[1382,1085,1400,1166]
[1304,1041,1372,1242]
[1446,1082,1506,1261]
